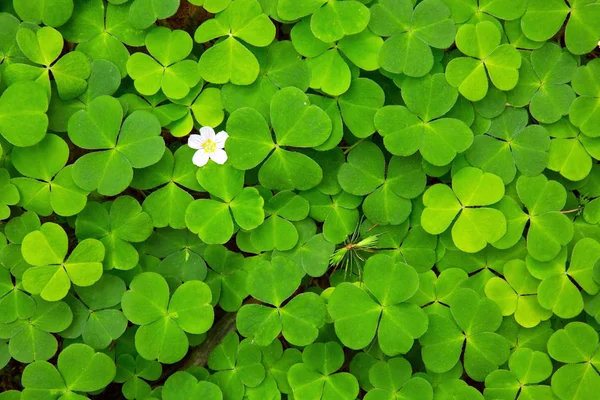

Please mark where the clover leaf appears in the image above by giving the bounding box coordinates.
[0,80,49,147]
[68,95,165,195]
[547,322,600,400]
[570,58,600,138]
[60,0,150,77]
[484,347,554,400]
[515,174,574,261]
[338,142,426,225]
[0,296,72,363]
[186,163,265,244]
[143,227,208,284]
[195,0,276,85]
[237,256,326,346]
[127,27,200,99]
[226,87,332,191]
[13,0,74,27]
[21,223,104,302]
[0,168,18,220]
[365,357,433,400]
[11,134,89,217]
[446,21,521,101]
[521,0,600,55]
[115,354,163,400]
[0,268,35,324]
[466,107,551,184]
[372,0,456,77]
[207,332,266,400]
[122,272,214,363]
[421,167,506,253]
[507,42,577,124]
[329,254,427,355]
[162,370,223,400]
[375,73,473,166]
[132,147,200,229]
[129,0,179,29]
[63,274,128,350]
[420,288,510,381]
[441,0,527,22]
[203,244,248,311]
[76,196,153,271]
[21,343,116,397]
[485,260,552,328]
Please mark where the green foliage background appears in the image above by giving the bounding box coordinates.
[1,0,600,399]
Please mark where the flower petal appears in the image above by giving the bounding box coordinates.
[188,134,204,150]
[200,126,216,141]
[193,150,210,167]
[210,149,228,165]
[215,131,229,149]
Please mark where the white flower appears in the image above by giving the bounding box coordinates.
[188,126,229,167]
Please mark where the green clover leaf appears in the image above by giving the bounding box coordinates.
[162,370,223,400]
[0,168,18,220]
[237,256,326,346]
[21,343,116,396]
[484,347,554,400]
[60,0,151,77]
[127,27,201,99]
[446,21,521,101]
[0,296,72,363]
[13,0,74,27]
[207,332,266,399]
[372,0,456,77]
[75,196,154,270]
[195,0,276,85]
[329,254,427,355]
[0,80,49,147]
[420,288,510,381]
[507,42,577,124]
[288,342,359,400]
[203,244,247,312]
[68,95,165,196]
[365,357,433,400]
[570,58,600,138]
[421,167,506,253]
[122,272,214,363]
[547,322,600,400]
[21,223,104,302]
[521,0,600,55]
[129,0,179,29]
[375,73,473,166]
[466,107,551,184]
[441,0,527,23]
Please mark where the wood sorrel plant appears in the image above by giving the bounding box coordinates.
[1,0,600,399]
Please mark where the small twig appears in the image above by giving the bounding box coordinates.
[560,208,582,214]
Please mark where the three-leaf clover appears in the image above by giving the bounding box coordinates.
[570,58,600,138]
[21,344,116,397]
[329,254,428,356]
[75,196,154,271]
[507,42,577,124]
[11,134,89,217]
[121,272,214,363]
[371,0,456,77]
[225,87,332,190]
[195,0,276,85]
[288,342,359,400]
[420,288,510,382]
[484,347,554,400]
[338,143,426,226]
[207,332,266,400]
[68,95,165,196]
[21,223,105,302]
[236,256,326,346]
[186,162,265,244]
[375,73,473,166]
[421,167,507,253]
[6,26,91,100]
[547,322,600,400]
[115,354,163,400]
[364,357,433,400]
[446,21,521,101]
[127,27,201,99]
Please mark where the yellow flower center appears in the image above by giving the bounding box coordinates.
[202,139,217,153]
